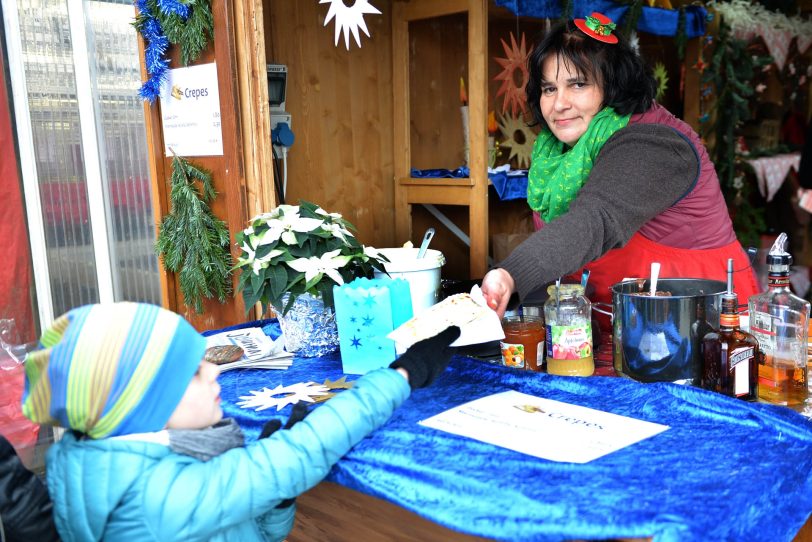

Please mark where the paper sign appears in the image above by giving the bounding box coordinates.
[419,390,669,463]
[159,63,223,156]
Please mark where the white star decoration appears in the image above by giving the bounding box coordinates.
[320,0,381,50]
[237,382,330,411]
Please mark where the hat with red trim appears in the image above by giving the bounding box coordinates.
[574,12,619,44]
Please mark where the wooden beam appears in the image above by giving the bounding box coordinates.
[233,0,276,220]
[397,0,469,22]
[392,1,412,245]
[467,0,488,278]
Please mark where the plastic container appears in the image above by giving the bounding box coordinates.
[500,315,545,371]
[544,284,594,376]
[374,248,445,315]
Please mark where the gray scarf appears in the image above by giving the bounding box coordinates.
[168,418,245,461]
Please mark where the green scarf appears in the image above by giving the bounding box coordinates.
[527,107,630,223]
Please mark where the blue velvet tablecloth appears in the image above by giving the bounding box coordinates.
[217,322,812,541]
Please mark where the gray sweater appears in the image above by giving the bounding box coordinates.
[500,124,697,302]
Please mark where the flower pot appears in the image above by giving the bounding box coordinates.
[277,293,339,357]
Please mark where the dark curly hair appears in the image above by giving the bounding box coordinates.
[525,20,656,128]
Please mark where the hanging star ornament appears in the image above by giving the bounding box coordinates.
[493,32,530,117]
[320,0,381,50]
[498,113,536,169]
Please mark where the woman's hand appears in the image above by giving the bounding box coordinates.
[481,268,515,318]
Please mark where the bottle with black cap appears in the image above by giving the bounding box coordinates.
[747,233,810,405]
[702,259,758,400]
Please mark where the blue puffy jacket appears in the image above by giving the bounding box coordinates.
[45,368,410,541]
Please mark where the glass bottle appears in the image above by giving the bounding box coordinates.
[544,284,594,376]
[702,259,758,400]
[747,234,810,406]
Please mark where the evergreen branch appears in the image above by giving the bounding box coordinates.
[155,154,233,313]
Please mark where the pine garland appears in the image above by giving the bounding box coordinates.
[675,7,687,60]
[620,0,644,40]
[702,21,771,248]
[133,0,214,102]
[155,154,233,314]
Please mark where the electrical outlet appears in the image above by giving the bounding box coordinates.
[270,112,291,133]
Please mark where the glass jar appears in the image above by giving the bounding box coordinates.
[544,284,594,376]
[500,315,545,371]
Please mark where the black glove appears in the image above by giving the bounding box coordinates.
[259,402,310,508]
[389,325,461,389]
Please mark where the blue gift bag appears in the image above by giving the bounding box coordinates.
[333,277,413,374]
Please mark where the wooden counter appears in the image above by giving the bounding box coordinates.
[290,482,812,542]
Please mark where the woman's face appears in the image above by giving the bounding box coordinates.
[539,55,604,146]
[166,361,223,430]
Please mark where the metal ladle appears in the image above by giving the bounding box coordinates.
[649,262,661,296]
[417,227,435,258]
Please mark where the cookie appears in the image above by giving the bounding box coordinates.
[204,345,244,365]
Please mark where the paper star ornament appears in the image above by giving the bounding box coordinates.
[493,32,530,117]
[320,0,381,50]
[237,382,330,411]
[498,113,536,169]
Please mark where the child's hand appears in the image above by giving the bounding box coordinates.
[389,326,461,389]
[259,402,310,509]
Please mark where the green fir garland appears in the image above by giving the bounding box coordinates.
[156,154,233,313]
[702,21,771,248]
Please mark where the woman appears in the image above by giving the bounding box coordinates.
[481,13,759,317]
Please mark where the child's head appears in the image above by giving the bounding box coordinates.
[22,302,222,438]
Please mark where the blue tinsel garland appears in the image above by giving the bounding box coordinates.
[136,0,195,102]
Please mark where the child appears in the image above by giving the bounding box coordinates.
[22,302,459,541]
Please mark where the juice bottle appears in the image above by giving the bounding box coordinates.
[544,284,594,376]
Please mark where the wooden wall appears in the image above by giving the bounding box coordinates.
[143,0,274,331]
[263,1,397,248]
[260,1,707,280]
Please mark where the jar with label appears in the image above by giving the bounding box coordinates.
[544,284,594,376]
[500,315,545,371]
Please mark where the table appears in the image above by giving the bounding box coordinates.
[217,322,812,541]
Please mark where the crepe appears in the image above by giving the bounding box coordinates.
[388,287,504,349]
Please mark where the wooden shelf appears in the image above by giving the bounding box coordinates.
[392,0,489,278]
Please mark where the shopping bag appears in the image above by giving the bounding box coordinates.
[333,277,413,374]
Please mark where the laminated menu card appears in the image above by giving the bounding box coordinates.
[420,390,669,463]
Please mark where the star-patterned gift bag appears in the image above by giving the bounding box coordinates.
[334,277,413,374]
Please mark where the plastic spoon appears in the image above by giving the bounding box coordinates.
[417,228,435,258]
[649,262,661,297]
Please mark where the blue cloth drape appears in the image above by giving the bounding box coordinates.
[410,167,529,201]
[494,0,708,38]
[219,321,812,541]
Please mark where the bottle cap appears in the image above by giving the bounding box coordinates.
[546,284,585,297]
[767,233,793,267]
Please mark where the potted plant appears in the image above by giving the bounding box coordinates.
[234,200,387,356]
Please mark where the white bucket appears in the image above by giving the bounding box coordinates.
[374,248,445,315]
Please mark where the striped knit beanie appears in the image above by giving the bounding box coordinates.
[22,302,206,439]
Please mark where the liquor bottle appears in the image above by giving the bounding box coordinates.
[702,259,758,400]
[748,233,810,406]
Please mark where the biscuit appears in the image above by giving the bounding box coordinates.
[204,345,244,365]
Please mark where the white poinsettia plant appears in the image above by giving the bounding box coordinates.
[235,200,387,314]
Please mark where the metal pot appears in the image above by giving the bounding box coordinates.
[593,278,726,385]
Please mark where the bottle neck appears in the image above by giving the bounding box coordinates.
[720,295,739,330]
[767,272,791,290]
[719,313,740,330]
